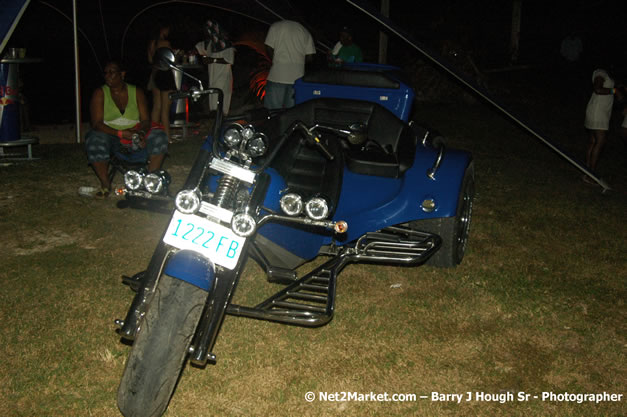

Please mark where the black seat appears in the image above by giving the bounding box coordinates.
[270,98,417,178]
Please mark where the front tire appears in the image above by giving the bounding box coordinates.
[117,274,207,417]
[410,162,474,267]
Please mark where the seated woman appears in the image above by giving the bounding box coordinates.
[85,60,168,198]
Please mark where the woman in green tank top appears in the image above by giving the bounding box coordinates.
[85,61,168,198]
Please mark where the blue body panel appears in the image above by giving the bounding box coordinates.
[200,106,471,264]
[164,250,215,291]
[201,135,212,152]
[257,146,472,261]
[293,63,415,122]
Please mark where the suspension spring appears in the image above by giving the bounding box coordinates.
[213,175,240,208]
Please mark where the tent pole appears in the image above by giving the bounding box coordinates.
[72,0,81,143]
[378,0,389,65]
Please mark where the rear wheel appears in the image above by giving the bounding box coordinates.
[117,274,207,417]
[409,163,474,267]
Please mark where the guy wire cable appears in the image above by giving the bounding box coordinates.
[345,0,611,192]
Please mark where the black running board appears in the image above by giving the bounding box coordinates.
[227,255,348,327]
[226,226,440,327]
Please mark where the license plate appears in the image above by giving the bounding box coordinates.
[163,210,245,270]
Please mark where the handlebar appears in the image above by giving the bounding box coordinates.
[224,108,343,162]
[252,120,334,174]
[168,91,193,101]
[168,88,223,102]
[309,133,334,160]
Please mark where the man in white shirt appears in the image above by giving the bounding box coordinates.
[264,20,316,109]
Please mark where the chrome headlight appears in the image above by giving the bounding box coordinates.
[305,197,329,220]
[223,124,243,148]
[280,193,304,216]
[124,170,143,191]
[143,173,163,194]
[241,124,255,141]
[246,133,268,157]
[231,212,256,237]
[174,189,201,214]
[143,170,170,194]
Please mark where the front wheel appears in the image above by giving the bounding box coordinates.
[117,274,207,417]
[409,162,474,267]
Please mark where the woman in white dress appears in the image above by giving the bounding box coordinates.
[583,68,621,181]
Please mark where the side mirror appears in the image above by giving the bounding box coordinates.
[154,47,176,71]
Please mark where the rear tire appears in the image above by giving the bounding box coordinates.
[410,162,474,267]
[117,275,207,417]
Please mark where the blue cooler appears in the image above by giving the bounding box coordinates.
[294,63,414,122]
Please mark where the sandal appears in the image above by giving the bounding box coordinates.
[94,187,110,199]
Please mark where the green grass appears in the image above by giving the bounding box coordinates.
[0,92,625,416]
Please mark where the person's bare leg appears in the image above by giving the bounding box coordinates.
[148,154,165,172]
[91,161,111,189]
[588,130,607,173]
[151,87,162,123]
[161,90,171,140]
[585,130,595,169]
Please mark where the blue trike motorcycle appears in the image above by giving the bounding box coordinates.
[115,49,474,417]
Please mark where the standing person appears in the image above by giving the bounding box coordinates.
[147,24,175,141]
[264,20,316,110]
[85,61,168,198]
[195,19,236,116]
[583,67,621,183]
[328,26,363,67]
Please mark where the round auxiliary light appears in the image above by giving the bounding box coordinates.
[124,170,143,191]
[246,134,268,157]
[175,189,201,214]
[143,173,164,194]
[242,125,255,141]
[305,197,329,220]
[280,193,304,216]
[223,125,242,148]
[334,220,348,234]
[231,212,257,237]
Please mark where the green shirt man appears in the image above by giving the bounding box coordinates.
[329,26,363,66]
